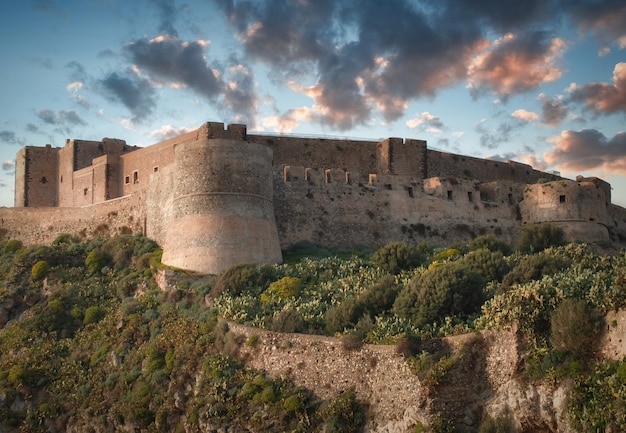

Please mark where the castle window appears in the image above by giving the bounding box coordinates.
[325,170,331,183]
[408,187,414,198]
[447,190,453,200]
[508,194,514,205]
[125,176,130,184]
[60,175,63,183]
[385,184,392,190]
[559,195,566,203]
[133,171,138,184]
[467,191,473,202]
[40,176,47,184]
[153,166,159,173]
[83,188,88,196]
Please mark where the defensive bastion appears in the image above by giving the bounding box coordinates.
[3,121,626,274]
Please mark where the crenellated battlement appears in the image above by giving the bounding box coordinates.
[6,120,626,274]
[198,122,248,140]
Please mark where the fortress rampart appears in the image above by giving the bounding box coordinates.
[4,121,626,274]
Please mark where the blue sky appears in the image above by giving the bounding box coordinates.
[1,0,625,207]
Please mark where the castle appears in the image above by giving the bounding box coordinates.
[3,121,626,274]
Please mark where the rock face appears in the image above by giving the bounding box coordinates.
[229,322,582,433]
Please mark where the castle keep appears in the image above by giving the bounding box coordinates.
[4,121,626,274]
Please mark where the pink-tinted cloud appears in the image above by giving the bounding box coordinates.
[467,32,565,99]
[545,129,626,175]
[406,112,445,132]
[568,62,626,115]
[511,109,538,122]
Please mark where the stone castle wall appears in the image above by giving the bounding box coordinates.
[6,121,625,274]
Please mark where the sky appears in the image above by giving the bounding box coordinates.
[0,0,625,208]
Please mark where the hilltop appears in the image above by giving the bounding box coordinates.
[0,228,625,432]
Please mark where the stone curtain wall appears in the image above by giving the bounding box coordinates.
[0,193,147,246]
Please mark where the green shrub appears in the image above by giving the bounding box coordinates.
[283,394,303,412]
[501,253,570,288]
[211,263,261,297]
[83,306,106,325]
[270,307,306,333]
[325,298,365,334]
[393,262,485,326]
[550,298,599,357]
[261,276,302,303]
[85,250,110,274]
[433,248,461,262]
[319,389,366,433]
[568,359,626,432]
[3,239,22,254]
[31,260,51,281]
[468,234,512,255]
[371,241,428,274]
[461,249,509,283]
[359,274,400,316]
[517,223,565,253]
[245,334,260,347]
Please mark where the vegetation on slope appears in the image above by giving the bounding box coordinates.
[0,223,625,431]
[0,234,365,432]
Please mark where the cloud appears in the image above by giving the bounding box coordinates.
[539,94,567,126]
[568,62,626,115]
[467,31,566,100]
[2,160,14,171]
[0,131,25,146]
[474,118,519,149]
[216,0,492,129]
[36,109,86,126]
[148,125,195,141]
[545,129,626,174]
[261,107,312,133]
[565,1,626,52]
[406,112,444,133]
[511,109,538,122]
[150,0,179,37]
[98,70,157,122]
[66,81,91,109]
[223,63,257,125]
[125,35,222,100]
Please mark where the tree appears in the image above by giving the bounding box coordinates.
[516,223,565,253]
[393,262,485,326]
[371,241,429,274]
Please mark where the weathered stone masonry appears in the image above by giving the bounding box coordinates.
[4,121,626,274]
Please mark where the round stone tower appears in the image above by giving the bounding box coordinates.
[161,137,283,274]
[520,179,609,243]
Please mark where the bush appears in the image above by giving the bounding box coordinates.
[212,263,264,297]
[325,298,365,334]
[501,253,570,288]
[393,262,485,326]
[359,274,400,316]
[3,239,23,254]
[371,241,428,274]
[83,306,106,325]
[31,260,51,281]
[468,234,512,256]
[461,249,509,283]
[261,276,302,303]
[270,307,306,333]
[517,223,565,253]
[550,298,599,357]
[85,250,110,274]
[319,389,366,433]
